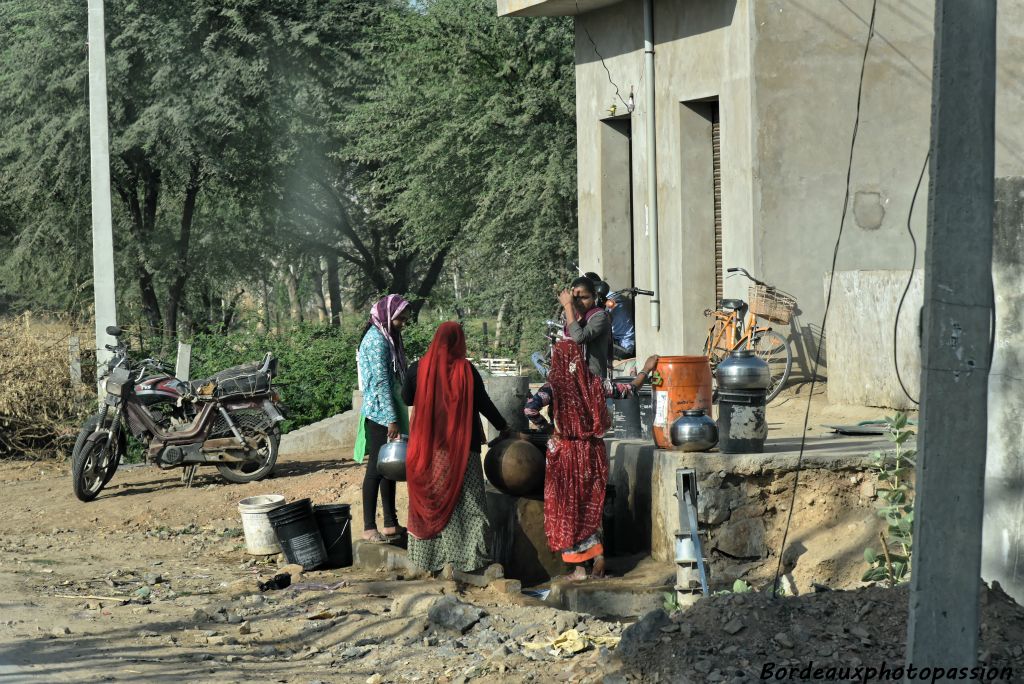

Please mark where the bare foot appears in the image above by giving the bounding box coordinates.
[591,555,606,579]
[554,566,588,582]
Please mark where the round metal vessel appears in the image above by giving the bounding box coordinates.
[377,439,408,481]
[715,350,771,390]
[669,409,719,452]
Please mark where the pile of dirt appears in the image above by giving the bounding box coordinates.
[614,583,1024,683]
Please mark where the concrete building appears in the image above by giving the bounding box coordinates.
[498,0,1024,407]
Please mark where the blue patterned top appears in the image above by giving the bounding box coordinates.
[357,327,398,426]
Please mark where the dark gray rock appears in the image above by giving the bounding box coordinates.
[427,596,485,634]
[615,608,670,660]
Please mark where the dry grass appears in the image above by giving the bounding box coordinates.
[0,315,96,460]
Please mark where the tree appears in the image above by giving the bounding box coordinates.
[0,0,579,348]
[347,0,578,343]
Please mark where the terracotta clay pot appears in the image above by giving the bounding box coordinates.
[484,437,546,499]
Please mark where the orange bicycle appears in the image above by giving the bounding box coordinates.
[703,267,794,402]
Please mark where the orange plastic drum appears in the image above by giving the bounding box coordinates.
[651,356,713,449]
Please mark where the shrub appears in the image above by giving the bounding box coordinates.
[190,324,360,433]
[189,319,447,433]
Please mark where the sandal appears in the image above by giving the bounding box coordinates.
[362,530,390,544]
[383,525,407,542]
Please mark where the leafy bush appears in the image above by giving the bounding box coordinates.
[863,413,916,586]
[189,320,453,433]
[191,324,360,434]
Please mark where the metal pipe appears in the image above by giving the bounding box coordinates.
[643,0,660,330]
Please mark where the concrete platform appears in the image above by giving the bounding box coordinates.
[606,432,899,563]
[546,555,675,619]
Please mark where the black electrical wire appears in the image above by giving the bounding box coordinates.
[772,0,878,598]
[893,152,929,406]
[576,0,632,112]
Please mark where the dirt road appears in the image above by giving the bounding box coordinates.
[0,452,635,683]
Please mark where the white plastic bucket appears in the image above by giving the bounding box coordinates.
[238,494,286,555]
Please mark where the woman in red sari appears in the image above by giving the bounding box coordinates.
[544,339,613,580]
[402,322,510,573]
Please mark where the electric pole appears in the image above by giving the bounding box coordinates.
[907,0,996,674]
[87,0,118,382]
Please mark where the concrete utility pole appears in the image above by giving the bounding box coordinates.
[907,0,996,673]
[87,0,118,383]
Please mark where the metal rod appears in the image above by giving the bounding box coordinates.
[643,0,660,330]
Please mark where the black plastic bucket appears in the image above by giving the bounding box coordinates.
[314,503,353,569]
[267,498,328,570]
[717,389,768,454]
[609,378,642,439]
[637,385,655,440]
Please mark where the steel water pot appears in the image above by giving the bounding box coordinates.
[377,436,408,481]
[669,409,718,452]
[715,349,771,390]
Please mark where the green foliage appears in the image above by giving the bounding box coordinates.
[190,324,359,433]
[1,0,579,389]
[862,413,916,586]
[187,319,447,433]
[663,591,680,614]
[348,0,578,345]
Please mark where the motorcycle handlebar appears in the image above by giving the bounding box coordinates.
[613,287,655,298]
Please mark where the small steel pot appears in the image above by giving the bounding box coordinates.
[670,409,719,452]
[377,437,408,481]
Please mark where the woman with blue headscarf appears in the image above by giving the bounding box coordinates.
[354,294,411,543]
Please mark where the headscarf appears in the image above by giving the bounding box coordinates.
[405,322,475,540]
[543,339,610,552]
[370,294,410,377]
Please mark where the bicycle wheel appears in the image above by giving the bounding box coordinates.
[752,330,792,402]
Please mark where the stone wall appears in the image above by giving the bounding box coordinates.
[606,440,891,593]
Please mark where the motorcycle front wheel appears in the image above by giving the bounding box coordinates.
[216,414,279,484]
[71,413,125,502]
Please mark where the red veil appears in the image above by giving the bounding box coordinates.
[406,322,475,539]
[543,339,610,552]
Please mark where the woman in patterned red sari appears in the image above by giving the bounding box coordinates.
[544,339,611,579]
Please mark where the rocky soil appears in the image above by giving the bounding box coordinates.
[613,583,1024,683]
[4,393,1020,684]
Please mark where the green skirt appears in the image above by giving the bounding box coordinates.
[408,453,490,573]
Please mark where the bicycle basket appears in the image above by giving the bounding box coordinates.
[748,284,797,325]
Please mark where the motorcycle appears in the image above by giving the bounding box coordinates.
[71,325,286,502]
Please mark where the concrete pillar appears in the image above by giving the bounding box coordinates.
[983,176,1024,603]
